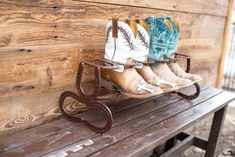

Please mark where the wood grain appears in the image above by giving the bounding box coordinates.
[47,88,219,157]
[0,1,225,99]
[0,0,228,134]
[0,87,213,156]
[216,0,234,87]
[89,92,234,157]
[81,0,228,17]
[0,1,225,48]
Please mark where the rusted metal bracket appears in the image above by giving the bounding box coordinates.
[59,54,200,133]
[59,91,113,133]
[59,60,118,133]
[176,83,200,100]
[175,53,191,73]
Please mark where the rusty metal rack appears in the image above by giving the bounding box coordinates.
[59,54,200,133]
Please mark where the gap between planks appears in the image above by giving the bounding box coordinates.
[80,0,227,18]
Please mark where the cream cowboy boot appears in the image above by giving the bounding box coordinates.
[145,16,193,88]
[101,18,162,99]
[165,17,203,83]
[131,19,178,92]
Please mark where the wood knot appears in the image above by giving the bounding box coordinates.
[18,49,32,53]
[5,115,34,128]
[173,4,177,9]
[12,84,35,91]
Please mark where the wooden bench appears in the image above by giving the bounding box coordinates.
[0,86,234,157]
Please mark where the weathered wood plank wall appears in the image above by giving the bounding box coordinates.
[0,0,228,135]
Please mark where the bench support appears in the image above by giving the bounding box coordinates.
[59,91,113,133]
[205,106,227,157]
[157,105,227,157]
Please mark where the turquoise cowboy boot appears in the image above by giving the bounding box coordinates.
[165,17,202,83]
[132,19,178,92]
[145,16,192,88]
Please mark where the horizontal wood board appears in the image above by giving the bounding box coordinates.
[0,87,234,157]
[0,0,228,134]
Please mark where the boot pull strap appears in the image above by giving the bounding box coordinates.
[112,18,118,38]
[171,17,180,32]
[135,19,140,24]
[135,19,149,33]
[124,19,138,37]
[125,19,131,25]
[164,18,173,33]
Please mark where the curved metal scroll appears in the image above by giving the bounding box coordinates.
[58,60,118,133]
[59,91,113,133]
[176,83,200,100]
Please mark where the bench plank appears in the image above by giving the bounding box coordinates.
[1,86,187,153]
[0,94,182,157]
[0,86,208,157]
[43,87,221,157]
[0,90,183,153]
[0,96,152,152]
[88,91,235,157]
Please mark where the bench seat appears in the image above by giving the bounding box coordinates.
[0,86,234,157]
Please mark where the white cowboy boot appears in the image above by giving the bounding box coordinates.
[102,18,162,98]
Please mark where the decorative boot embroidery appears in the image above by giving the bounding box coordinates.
[106,26,112,44]
[106,25,134,51]
[137,30,149,49]
[118,26,134,50]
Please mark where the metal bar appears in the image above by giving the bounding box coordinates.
[205,106,228,157]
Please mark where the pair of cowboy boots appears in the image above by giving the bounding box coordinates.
[146,16,202,88]
[101,18,202,99]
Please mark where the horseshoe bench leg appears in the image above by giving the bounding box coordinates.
[176,83,200,100]
[59,91,113,134]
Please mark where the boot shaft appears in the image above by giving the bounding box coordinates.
[166,17,180,58]
[145,16,173,61]
[104,19,135,69]
[133,19,150,63]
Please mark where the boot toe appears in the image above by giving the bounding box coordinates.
[190,74,203,82]
[177,78,192,87]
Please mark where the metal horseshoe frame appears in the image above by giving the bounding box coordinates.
[174,53,200,100]
[59,54,200,133]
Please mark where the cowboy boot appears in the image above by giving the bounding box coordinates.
[165,17,203,83]
[145,16,192,88]
[101,18,162,99]
[130,19,178,92]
